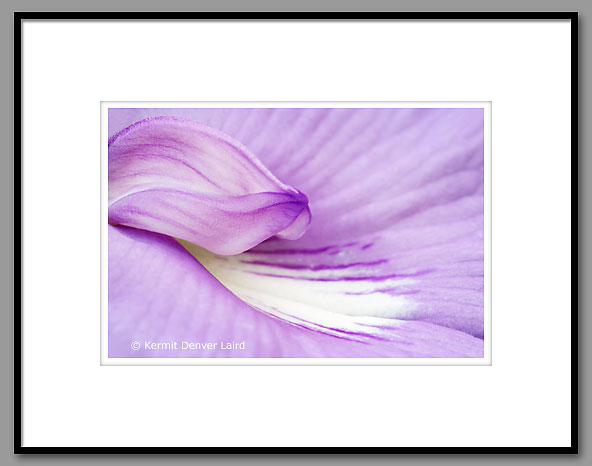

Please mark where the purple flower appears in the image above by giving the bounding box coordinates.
[108,108,484,358]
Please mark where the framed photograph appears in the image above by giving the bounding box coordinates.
[15,12,577,452]
[103,102,491,365]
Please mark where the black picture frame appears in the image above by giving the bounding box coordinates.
[14,11,579,454]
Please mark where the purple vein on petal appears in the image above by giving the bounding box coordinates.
[239,258,389,271]
[245,241,361,256]
[246,269,434,282]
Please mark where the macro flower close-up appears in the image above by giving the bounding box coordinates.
[107,107,485,359]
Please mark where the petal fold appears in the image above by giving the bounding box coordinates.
[109,225,484,358]
[108,117,310,255]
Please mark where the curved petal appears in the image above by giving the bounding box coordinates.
[109,108,484,341]
[108,116,310,255]
[109,225,483,358]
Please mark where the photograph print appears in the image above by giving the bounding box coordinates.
[105,106,487,361]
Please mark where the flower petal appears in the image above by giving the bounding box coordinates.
[109,225,483,358]
[109,108,484,344]
[108,116,310,255]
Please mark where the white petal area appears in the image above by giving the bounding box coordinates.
[179,240,421,340]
